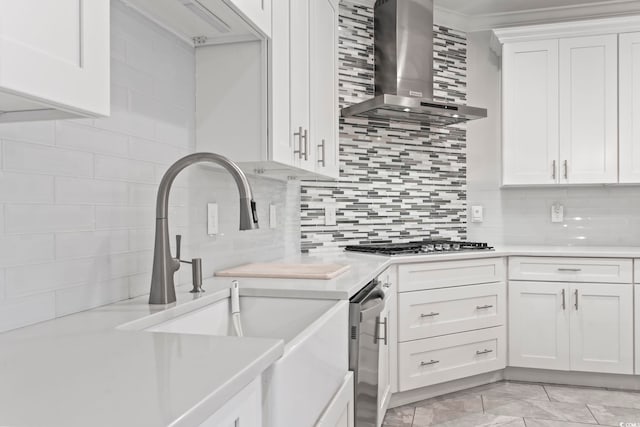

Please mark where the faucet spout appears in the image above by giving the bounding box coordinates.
[149,152,259,305]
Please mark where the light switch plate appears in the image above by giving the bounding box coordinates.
[207,203,219,235]
[471,205,483,223]
[551,204,564,223]
[269,204,277,229]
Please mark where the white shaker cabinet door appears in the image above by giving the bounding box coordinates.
[0,0,110,120]
[558,35,618,184]
[508,281,570,371]
[619,32,640,183]
[502,40,559,185]
[289,0,314,172]
[310,0,339,179]
[569,283,633,375]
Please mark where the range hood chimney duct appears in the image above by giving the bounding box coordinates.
[341,0,487,126]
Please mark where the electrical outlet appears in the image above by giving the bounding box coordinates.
[207,203,219,235]
[551,203,564,223]
[471,205,483,223]
[325,205,337,226]
[269,204,277,229]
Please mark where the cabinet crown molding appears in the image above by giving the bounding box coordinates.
[491,15,640,54]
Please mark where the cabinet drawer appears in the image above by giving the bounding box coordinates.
[398,283,505,342]
[509,257,632,283]
[398,327,506,391]
[398,258,506,292]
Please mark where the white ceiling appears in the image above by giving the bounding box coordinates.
[434,0,635,16]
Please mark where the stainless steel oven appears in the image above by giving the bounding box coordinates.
[349,279,388,427]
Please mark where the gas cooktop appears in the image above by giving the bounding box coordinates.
[344,240,493,256]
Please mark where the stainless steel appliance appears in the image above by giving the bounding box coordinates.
[349,279,388,427]
[341,0,487,125]
[345,239,493,256]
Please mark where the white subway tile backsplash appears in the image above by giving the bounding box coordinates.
[55,177,129,205]
[55,122,128,156]
[95,155,157,184]
[129,136,187,165]
[5,253,138,297]
[0,293,55,333]
[0,172,54,203]
[0,234,55,268]
[3,141,94,177]
[55,230,130,260]
[55,278,130,317]
[5,205,94,234]
[0,121,55,145]
[111,58,153,94]
[95,206,154,229]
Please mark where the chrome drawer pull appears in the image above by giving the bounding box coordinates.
[557,268,582,272]
[420,360,440,366]
[476,349,493,355]
[420,312,440,318]
[476,304,493,310]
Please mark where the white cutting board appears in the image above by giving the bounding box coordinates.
[215,263,351,279]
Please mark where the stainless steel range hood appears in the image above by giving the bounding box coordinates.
[341,0,487,126]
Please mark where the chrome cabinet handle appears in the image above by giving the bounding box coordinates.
[574,289,579,310]
[558,268,582,272]
[293,126,304,159]
[420,360,439,366]
[552,160,556,179]
[561,288,566,310]
[318,139,326,167]
[375,317,388,345]
[476,349,494,355]
[476,304,493,310]
[302,129,309,161]
[563,160,568,179]
[420,312,440,318]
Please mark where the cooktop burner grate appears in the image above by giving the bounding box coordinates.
[344,239,493,256]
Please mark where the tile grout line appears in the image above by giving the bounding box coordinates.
[585,404,599,425]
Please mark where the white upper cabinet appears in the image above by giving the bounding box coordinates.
[619,32,640,183]
[286,0,340,179]
[502,40,559,185]
[0,0,110,122]
[310,0,340,178]
[559,35,618,184]
[495,17,640,186]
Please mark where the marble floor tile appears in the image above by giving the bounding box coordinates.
[545,385,640,409]
[524,418,603,427]
[426,413,524,427]
[483,396,596,424]
[587,404,640,426]
[465,381,550,402]
[412,394,484,426]
[382,405,415,427]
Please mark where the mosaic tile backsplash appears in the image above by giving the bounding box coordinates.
[300,1,468,253]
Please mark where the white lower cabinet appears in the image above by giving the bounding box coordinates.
[509,281,633,375]
[569,283,633,374]
[315,372,355,427]
[396,258,507,393]
[200,378,262,427]
[508,281,571,370]
[377,267,397,424]
[398,327,506,391]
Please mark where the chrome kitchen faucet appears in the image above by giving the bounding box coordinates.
[149,152,259,305]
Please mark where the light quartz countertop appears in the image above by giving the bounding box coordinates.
[2,244,640,427]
